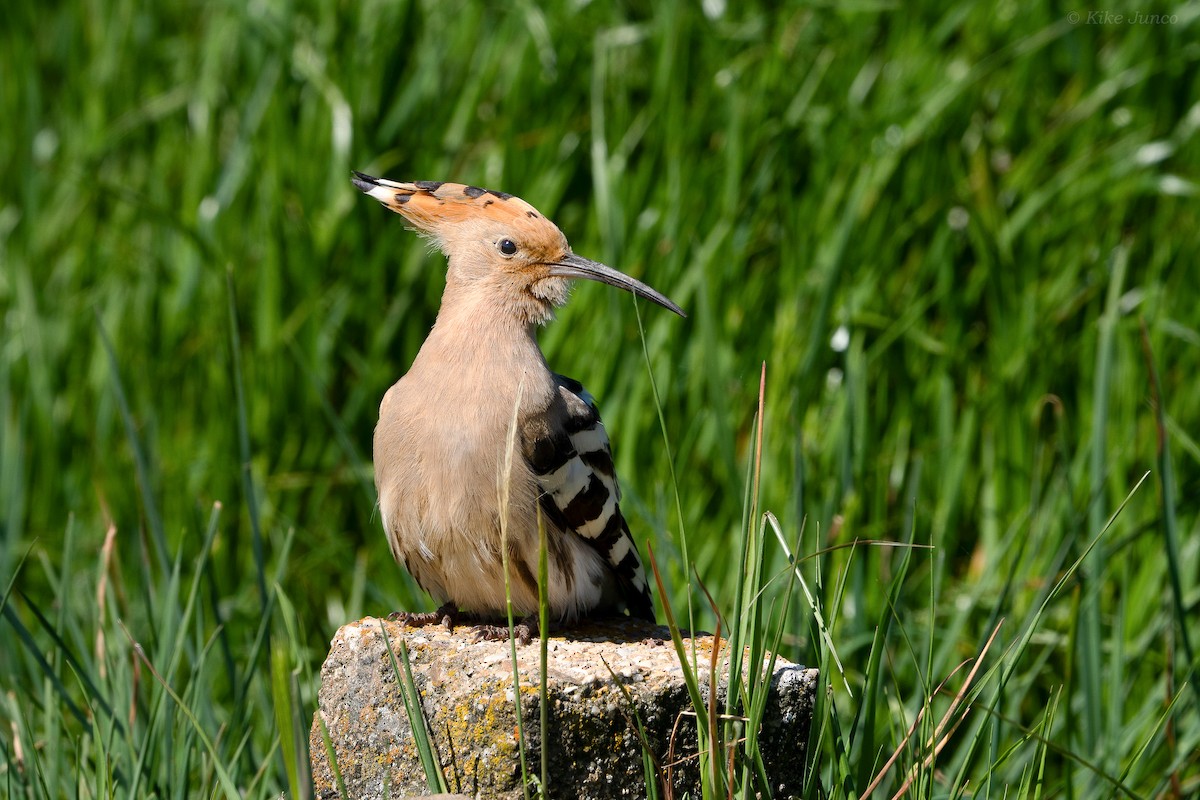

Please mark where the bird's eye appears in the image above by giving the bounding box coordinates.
[497,238,518,257]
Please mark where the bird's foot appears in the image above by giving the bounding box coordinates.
[470,614,541,646]
[388,602,465,632]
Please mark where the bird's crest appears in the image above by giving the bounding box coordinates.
[352,173,550,234]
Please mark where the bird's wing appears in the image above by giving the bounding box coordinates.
[525,376,655,622]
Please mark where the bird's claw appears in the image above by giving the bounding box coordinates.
[388,605,541,645]
[470,616,538,646]
[388,602,463,631]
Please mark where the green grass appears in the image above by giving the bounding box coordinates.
[2,0,1199,796]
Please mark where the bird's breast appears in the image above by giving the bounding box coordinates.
[373,351,556,548]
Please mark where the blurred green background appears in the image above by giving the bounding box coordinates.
[2,0,1198,796]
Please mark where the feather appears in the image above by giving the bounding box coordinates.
[527,375,655,622]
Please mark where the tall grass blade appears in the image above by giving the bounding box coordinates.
[600,654,664,799]
[537,504,549,796]
[378,620,447,793]
[121,621,242,800]
[4,600,93,731]
[1079,242,1128,751]
[646,543,712,791]
[225,270,269,617]
[314,712,349,800]
[1137,318,1194,670]
[94,312,168,577]
[633,300,694,635]
[498,377,532,799]
[770,526,850,695]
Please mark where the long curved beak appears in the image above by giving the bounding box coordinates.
[548,253,685,317]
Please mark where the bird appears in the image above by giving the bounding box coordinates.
[352,172,683,640]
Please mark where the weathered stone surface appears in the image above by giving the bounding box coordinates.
[310,616,817,798]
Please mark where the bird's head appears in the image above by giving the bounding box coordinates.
[353,172,684,326]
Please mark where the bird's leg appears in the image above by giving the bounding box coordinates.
[388,601,467,632]
[470,614,542,646]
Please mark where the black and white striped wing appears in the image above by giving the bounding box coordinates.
[526,376,655,622]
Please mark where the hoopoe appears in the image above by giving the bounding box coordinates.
[353,173,683,639]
